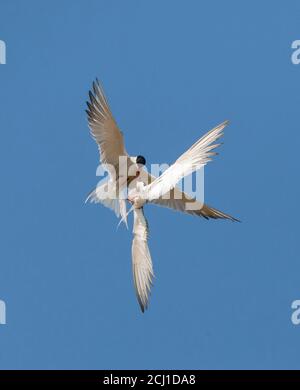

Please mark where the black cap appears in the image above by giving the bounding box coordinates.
[136,155,146,165]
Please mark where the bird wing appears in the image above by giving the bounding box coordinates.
[143,121,228,201]
[86,79,128,168]
[150,191,239,221]
[137,170,239,221]
[131,207,154,312]
[144,121,228,201]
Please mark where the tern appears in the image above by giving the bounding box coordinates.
[85,79,239,312]
[85,79,146,226]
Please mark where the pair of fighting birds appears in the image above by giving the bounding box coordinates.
[85,79,239,312]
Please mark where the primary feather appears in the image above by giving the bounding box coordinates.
[144,121,228,201]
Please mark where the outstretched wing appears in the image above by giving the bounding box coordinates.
[86,79,128,167]
[137,149,239,222]
[150,189,239,221]
[131,208,154,312]
[144,121,228,201]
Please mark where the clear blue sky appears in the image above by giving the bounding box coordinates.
[0,0,300,369]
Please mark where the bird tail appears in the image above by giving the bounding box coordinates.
[85,188,99,204]
[85,182,128,228]
[117,204,135,229]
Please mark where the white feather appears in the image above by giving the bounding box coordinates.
[143,121,228,201]
[131,208,154,312]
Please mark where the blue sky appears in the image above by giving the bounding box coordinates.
[0,0,300,369]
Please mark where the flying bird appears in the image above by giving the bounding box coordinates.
[85,79,239,312]
[85,79,146,226]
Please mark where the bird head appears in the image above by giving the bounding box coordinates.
[136,155,146,166]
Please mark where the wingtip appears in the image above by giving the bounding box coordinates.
[217,120,229,130]
[92,80,98,95]
[88,90,94,101]
[233,217,241,223]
